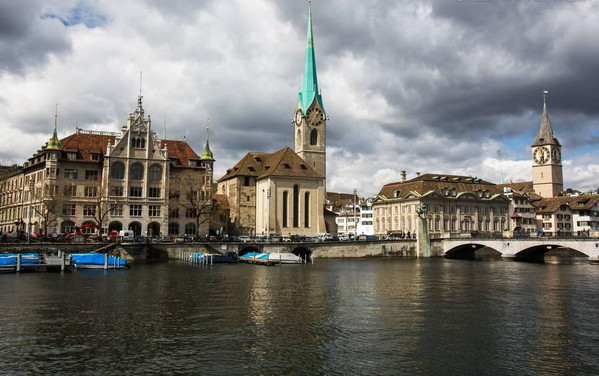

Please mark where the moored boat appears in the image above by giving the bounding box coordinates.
[239,252,303,265]
[71,253,128,269]
[0,253,41,272]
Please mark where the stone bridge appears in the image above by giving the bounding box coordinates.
[432,237,599,261]
[188,240,419,261]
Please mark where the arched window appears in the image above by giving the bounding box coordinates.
[168,222,179,235]
[296,130,301,146]
[129,163,144,180]
[61,220,76,234]
[185,223,197,236]
[149,164,162,182]
[310,129,318,145]
[141,139,146,148]
[282,191,289,228]
[110,162,125,180]
[293,185,299,228]
[304,192,310,228]
[131,138,136,148]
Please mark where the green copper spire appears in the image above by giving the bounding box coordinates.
[298,0,325,115]
[200,119,214,161]
[47,105,61,151]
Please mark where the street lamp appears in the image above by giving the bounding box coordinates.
[353,188,358,240]
[27,177,33,244]
[266,185,271,240]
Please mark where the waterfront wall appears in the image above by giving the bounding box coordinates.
[0,240,430,261]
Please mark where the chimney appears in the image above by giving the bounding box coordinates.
[401,170,406,182]
[416,172,421,177]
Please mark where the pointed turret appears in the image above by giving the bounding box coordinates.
[46,107,61,151]
[200,122,214,161]
[532,93,560,147]
[298,0,325,115]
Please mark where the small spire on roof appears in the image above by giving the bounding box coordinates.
[201,117,214,161]
[47,104,61,151]
[163,114,167,139]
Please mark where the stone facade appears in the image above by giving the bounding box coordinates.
[373,174,511,237]
[0,97,213,238]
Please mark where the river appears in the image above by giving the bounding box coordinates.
[1,258,598,375]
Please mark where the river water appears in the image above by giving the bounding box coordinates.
[1,258,598,375]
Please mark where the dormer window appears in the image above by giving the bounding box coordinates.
[393,190,400,198]
[451,188,457,197]
[300,164,307,170]
[254,157,262,163]
[190,160,197,166]
[283,163,291,169]
[91,154,100,161]
[248,167,255,172]
[485,190,490,198]
[67,152,77,160]
[477,190,483,198]
[442,187,449,196]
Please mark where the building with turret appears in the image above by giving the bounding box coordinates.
[0,97,213,238]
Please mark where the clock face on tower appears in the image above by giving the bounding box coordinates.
[533,146,549,165]
[551,148,561,164]
[306,107,324,127]
[295,109,303,126]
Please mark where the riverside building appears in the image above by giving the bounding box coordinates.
[372,173,511,237]
[0,96,214,238]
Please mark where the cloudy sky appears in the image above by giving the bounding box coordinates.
[1,0,598,196]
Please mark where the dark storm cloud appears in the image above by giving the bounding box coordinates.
[296,0,599,157]
[0,0,71,74]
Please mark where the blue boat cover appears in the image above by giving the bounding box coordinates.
[0,253,40,265]
[71,253,127,266]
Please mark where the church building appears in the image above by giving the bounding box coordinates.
[217,1,328,237]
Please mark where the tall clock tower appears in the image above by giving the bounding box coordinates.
[294,0,326,179]
[532,93,563,197]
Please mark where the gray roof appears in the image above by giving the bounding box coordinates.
[532,101,560,147]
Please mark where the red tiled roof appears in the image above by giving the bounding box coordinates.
[160,140,201,167]
[60,133,115,161]
[217,147,322,182]
[55,132,201,167]
[377,173,504,200]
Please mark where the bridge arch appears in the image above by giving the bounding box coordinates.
[239,245,263,256]
[515,244,588,262]
[292,246,312,263]
[444,243,501,260]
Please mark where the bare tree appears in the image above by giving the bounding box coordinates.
[32,182,64,237]
[170,170,214,236]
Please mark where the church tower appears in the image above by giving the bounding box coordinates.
[294,0,326,179]
[532,92,563,197]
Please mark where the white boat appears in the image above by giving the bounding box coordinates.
[267,252,304,264]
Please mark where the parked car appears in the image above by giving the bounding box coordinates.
[238,236,252,242]
[318,233,334,241]
[134,235,146,243]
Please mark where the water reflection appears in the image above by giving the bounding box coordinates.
[1,259,599,375]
